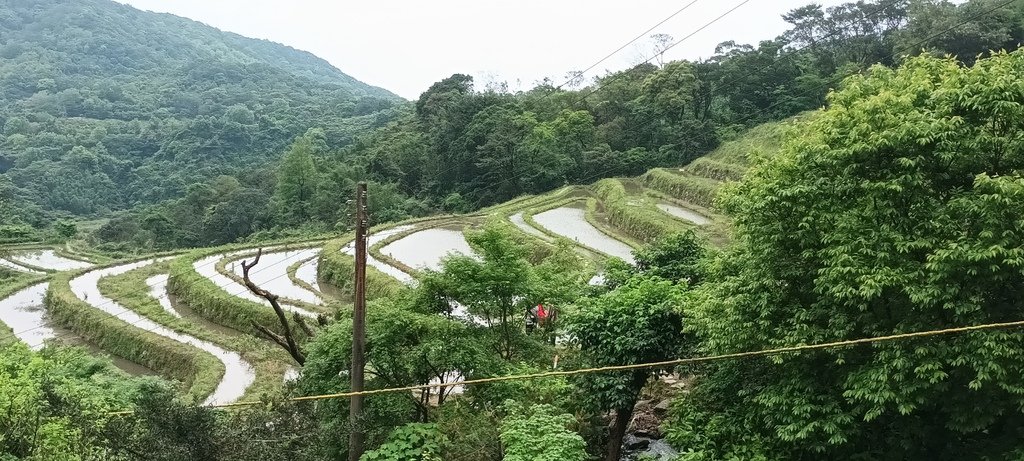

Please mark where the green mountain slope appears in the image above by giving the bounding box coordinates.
[0,0,401,217]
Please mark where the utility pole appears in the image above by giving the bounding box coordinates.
[348,182,367,461]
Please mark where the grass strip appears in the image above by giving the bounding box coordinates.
[45,265,223,403]
[99,261,294,400]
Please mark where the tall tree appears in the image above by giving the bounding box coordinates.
[569,277,686,461]
[670,51,1024,459]
[274,128,324,224]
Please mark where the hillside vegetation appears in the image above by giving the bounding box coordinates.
[2,1,1024,459]
[0,0,399,220]
[5,0,1024,252]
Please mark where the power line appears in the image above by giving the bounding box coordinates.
[456,0,1016,208]
[7,0,1018,409]
[451,0,758,206]
[106,318,1024,415]
[11,0,1013,353]
[554,0,704,90]
[566,0,753,106]
[0,0,755,402]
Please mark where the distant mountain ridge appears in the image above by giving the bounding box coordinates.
[0,0,402,218]
[0,0,399,100]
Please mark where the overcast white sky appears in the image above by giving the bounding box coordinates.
[116,0,849,99]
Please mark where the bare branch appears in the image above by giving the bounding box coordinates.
[243,248,306,365]
[252,321,290,350]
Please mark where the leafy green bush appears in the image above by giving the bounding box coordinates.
[499,402,586,461]
[0,224,37,244]
[679,51,1024,459]
[360,423,448,461]
[0,343,169,458]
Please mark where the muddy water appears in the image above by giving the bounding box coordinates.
[72,259,255,405]
[509,212,550,240]
[146,275,182,318]
[1,283,58,347]
[9,249,93,271]
[343,225,416,284]
[146,274,245,338]
[533,205,636,263]
[0,282,155,375]
[294,257,321,293]
[193,249,318,318]
[228,247,322,305]
[379,226,474,272]
[656,202,711,225]
[0,258,45,274]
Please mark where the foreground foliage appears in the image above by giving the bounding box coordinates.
[669,50,1024,459]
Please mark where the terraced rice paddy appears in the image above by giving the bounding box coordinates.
[656,202,712,225]
[379,226,474,272]
[225,247,323,305]
[193,250,319,318]
[0,258,44,274]
[71,259,255,405]
[343,225,416,284]
[0,282,155,375]
[9,249,93,271]
[533,204,636,263]
[0,134,748,405]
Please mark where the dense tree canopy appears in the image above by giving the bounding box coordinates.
[668,49,1024,460]
[4,1,1024,459]
[5,0,1023,249]
[0,0,399,226]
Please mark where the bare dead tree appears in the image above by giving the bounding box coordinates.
[241,248,308,365]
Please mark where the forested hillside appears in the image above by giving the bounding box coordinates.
[0,0,400,222]
[2,0,1023,252]
[3,1,1024,459]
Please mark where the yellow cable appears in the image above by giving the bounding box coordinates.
[106,319,1024,416]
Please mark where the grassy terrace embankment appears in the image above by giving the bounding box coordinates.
[592,178,681,244]
[167,249,317,338]
[99,260,294,399]
[44,261,222,403]
[318,235,406,299]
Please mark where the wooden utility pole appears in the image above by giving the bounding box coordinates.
[348,182,368,461]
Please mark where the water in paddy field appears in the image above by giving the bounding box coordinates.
[0,283,62,348]
[509,212,550,240]
[8,249,93,271]
[146,274,182,318]
[71,259,255,405]
[0,258,45,274]
[228,247,322,305]
[0,282,155,376]
[342,225,417,285]
[193,249,318,318]
[146,274,245,338]
[656,202,711,225]
[532,204,636,264]
[294,257,321,293]
[379,226,474,272]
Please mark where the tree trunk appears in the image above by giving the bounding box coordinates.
[242,248,307,365]
[605,403,636,461]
